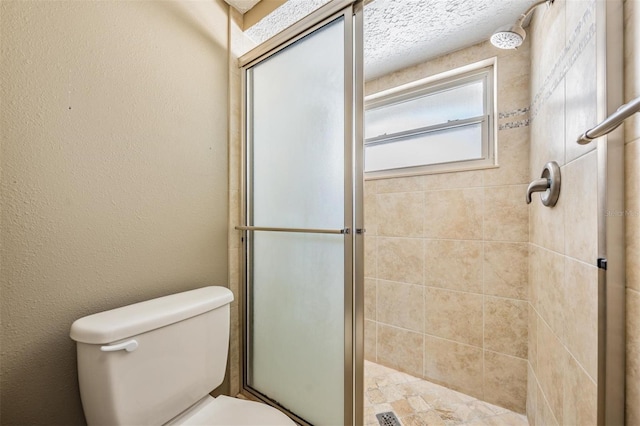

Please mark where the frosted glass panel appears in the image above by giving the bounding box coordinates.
[365,123,483,172]
[251,19,345,230]
[252,232,344,425]
[365,80,484,139]
[246,17,345,425]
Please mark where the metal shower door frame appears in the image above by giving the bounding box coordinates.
[595,0,625,424]
[237,1,364,425]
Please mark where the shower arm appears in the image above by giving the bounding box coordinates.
[515,0,552,27]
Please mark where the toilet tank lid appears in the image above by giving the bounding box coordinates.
[70,286,233,344]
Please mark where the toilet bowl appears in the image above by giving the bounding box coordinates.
[166,395,294,426]
[70,286,296,426]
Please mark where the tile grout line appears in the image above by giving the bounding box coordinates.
[420,186,427,384]
[374,228,378,363]
[530,294,598,387]
[481,181,486,400]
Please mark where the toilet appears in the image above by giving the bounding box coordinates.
[70,286,296,426]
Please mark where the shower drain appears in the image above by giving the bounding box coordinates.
[376,411,402,426]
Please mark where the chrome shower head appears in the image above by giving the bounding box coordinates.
[490,0,553,50]
[490,24,526,49]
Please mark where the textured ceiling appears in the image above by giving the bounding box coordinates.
[245,0,331,45]
[244,0,546,80]
[363,0,544,80]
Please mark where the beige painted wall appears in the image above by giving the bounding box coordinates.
[0,1,229,424]
[363,39,531,413]
[624,0,640,424]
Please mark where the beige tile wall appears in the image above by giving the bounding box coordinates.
[364,39,531,413]
[625,0,640,424]
[526,0,600,424]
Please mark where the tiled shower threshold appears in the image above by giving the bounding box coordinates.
[364,361,528,426]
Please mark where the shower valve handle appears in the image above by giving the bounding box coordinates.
[526,178,550,204]
[526,161,561,207]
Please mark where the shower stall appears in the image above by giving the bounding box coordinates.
[233,0,627,424]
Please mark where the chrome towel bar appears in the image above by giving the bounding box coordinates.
[577,95,640,144]
[235,225,349,235]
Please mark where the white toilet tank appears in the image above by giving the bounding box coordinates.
[70,286,234,426]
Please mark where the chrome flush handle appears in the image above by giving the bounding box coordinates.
[526,161,561,207]
[100,339,139,353]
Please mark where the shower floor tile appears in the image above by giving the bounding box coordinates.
[364,361,529,426]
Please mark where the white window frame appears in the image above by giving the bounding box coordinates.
[364,58,498,179]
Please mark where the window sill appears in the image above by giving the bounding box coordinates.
[364,162,499,181]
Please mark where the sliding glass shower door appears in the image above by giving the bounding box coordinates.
[238,3,363,425]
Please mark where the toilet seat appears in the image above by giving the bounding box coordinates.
[165,395,297,426]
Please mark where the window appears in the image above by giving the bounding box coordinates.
[364,61,495,177]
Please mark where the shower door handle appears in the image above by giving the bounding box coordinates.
[235,225,349,235]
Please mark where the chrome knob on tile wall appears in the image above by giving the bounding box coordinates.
[526,161,561,207]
